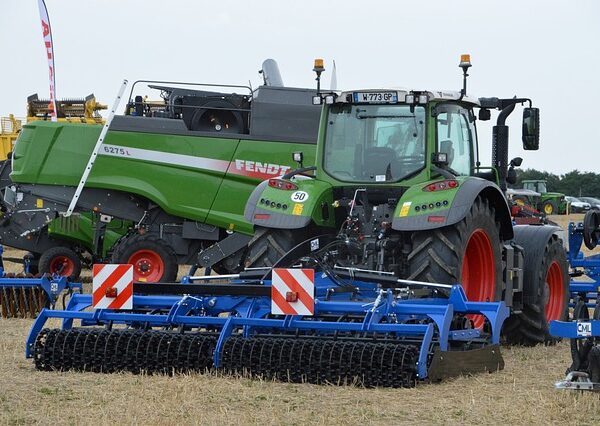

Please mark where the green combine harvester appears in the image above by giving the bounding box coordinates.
[0,59,320,284]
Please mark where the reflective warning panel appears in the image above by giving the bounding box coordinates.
[92,264,133,310]
[271,268,314,316]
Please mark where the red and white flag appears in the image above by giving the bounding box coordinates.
[37,0,58,121]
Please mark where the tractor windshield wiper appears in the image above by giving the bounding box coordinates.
[356,114,417,119]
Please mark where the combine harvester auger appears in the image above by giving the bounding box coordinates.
[26,261,508,387]
[549,210,600,391]
[0,245,82,318]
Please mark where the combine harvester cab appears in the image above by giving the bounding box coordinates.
[26,266,509,387]
[2,60,321,282]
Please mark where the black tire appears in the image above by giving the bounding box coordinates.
[407,197,504,310]
[38,246,82,280]
[542,200,557,215]
[503,234,569,345]
[111,233,178,283]
[242,227,301,268]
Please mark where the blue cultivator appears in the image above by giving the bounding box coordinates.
[26,269,508,387]
[0,246,82,318]
[550,211,600,391]
[567,218,600,308]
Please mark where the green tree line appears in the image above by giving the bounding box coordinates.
[514,169,600,198]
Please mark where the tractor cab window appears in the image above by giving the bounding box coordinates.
[436,107,473,176]
[323,104,426,182]
[537,182,547,193]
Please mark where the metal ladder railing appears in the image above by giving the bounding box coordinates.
[64,80,128,217]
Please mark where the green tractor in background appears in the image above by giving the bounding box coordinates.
[521,179,567,215]
[244,55,570,344]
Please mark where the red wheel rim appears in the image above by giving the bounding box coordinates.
[544,261,563,321]
[49,256,75,277]
[461,229,496,329]
[128,250,164,282]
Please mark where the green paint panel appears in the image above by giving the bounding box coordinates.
[47,214,130,257]
[12,120,318,238]
[254,179,334,226]
[393,177,465,218]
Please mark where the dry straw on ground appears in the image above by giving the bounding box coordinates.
[0,214,599,425]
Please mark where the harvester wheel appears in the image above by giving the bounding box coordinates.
[503,233,569,345]
[38,247,82,280]
[111,234,178,282]
[407,197,503,329]
[243,227,300,268]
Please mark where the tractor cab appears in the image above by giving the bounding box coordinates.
[317,89,479,187]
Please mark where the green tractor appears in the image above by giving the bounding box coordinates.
[521,179,567,215]
[244,55,569,344]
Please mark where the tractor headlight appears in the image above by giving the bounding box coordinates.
[324,94,335,104]
[312,96,322,105]
[405,94,415,104]
[418,94,428,104]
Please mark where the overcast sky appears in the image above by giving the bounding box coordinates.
[1,0,598,174]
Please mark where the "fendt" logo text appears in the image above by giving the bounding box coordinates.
[234,160,291,176]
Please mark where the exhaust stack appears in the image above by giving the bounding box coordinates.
[260,59,284,87]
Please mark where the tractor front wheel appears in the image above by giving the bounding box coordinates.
[111,234,178,283]
[407,197,503,329]
[38,246,82,280]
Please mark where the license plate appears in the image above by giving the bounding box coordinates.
[352,91,398,104]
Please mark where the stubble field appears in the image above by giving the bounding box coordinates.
[0,214,599,425]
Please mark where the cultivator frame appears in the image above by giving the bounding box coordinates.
[549,212,600,391]
[0,274,81,318]
[0,245,83,318]
[567,218,600,307]
[26,268,508,387]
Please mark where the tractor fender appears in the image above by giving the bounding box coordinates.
[392,177,514,240]
[512,224,566,304]
[244,179,331,229]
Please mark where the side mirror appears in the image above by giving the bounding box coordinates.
[509,157,523,167]
[522,107,540,150]
[478,108,491,121]
[506,157,522,185]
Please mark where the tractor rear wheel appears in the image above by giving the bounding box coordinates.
[111,234,178,283]
[407,197,503,329]
[38,246,82,280]
[243,227,301,268]
[503,234,569,345]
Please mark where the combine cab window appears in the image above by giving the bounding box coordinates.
[323,104,426,182]
[436,108,473,176]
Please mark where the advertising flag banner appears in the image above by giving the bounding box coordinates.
[37,0,58,121]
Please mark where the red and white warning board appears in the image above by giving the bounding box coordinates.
[92,264,133,309]
[271,268,314,316]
